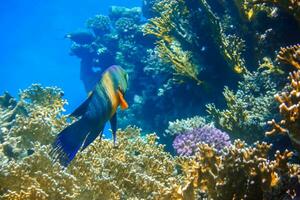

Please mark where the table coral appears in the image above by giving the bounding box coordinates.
[266,70,300,152]
[109,6,142,22]
[176,140,299,199]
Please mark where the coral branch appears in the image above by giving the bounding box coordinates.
[267,70,300,151]
[277,44,300,70]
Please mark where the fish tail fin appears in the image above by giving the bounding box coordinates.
[50,118,89,166]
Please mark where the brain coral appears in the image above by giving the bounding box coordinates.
[173,125,231,156]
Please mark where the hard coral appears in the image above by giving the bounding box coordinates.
[176,140,299,199]
[199,0,247,74]
[173,125,231,156]
[69,126,179,199]
[109,6,142,22]
[115,17,139,35]
[0,84,69,160]
[143,0,203,84]
[165,116,208,136]
[0,126,180,200]
[266,70,300,152]
[253,0,300,21]
[207,68,278,143]
[156,40,202,84]
[277,44,300,70]
[0,144,79,200]
[86,15,111,36]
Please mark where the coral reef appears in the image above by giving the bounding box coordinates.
[239,0,300,21]
[266,70,300,152]
[198,0,247,74]
[176,140,300,199]
[1,85,300,199]
[143,0,202,84]
[277,44,300,70]
[68,6,146,92]
[0,84,69,160]
[67,1,300,140]
[165,116,208,136]
[173,125,231,156]
[86,15,111,36]
[69,126,178,199]
[207,68,279,142]
[0,144,79,200]
[0,126,180,200]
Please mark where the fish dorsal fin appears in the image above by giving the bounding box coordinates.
[70,91,94,118]
[117,90,128,110]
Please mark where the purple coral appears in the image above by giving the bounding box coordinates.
[173,126,231,156]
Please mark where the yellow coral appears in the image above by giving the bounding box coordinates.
[199,0,248,73]
[176,140,297,199]
[266,70,300,152]
[143,0,202,84]
[0,127,180,200]
[258,57,284,74]
[156,40,202,84]
[277,44,300,70]
[0,144,79,200]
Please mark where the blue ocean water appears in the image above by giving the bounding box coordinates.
[0,0,140,111]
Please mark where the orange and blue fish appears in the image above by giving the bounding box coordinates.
[51,65,129,166]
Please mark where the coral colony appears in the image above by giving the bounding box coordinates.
[2,0,300,199]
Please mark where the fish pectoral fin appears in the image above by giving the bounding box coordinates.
[110,113,117,146]
[71,91,94,117]
[117,90,128,110]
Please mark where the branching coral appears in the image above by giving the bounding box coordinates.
[233,0,279,20]
[10,84,68,149]
[0,84,69,160]
[86,15,111,36]
[1,84,300,199]
[176,140,299,199]
[199,0,247,74]
[266,70,300,152]
[0,144,79,200]
[206,68,278,142]
[242,0,300,21]
[173,125,231,156]
[156,40,202,84]
[277,44,300,70]
[165,116,208,136]
[0,127,180,200]
[69,126,179,199]
[143,0,202,84]
[115,17,139,35]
